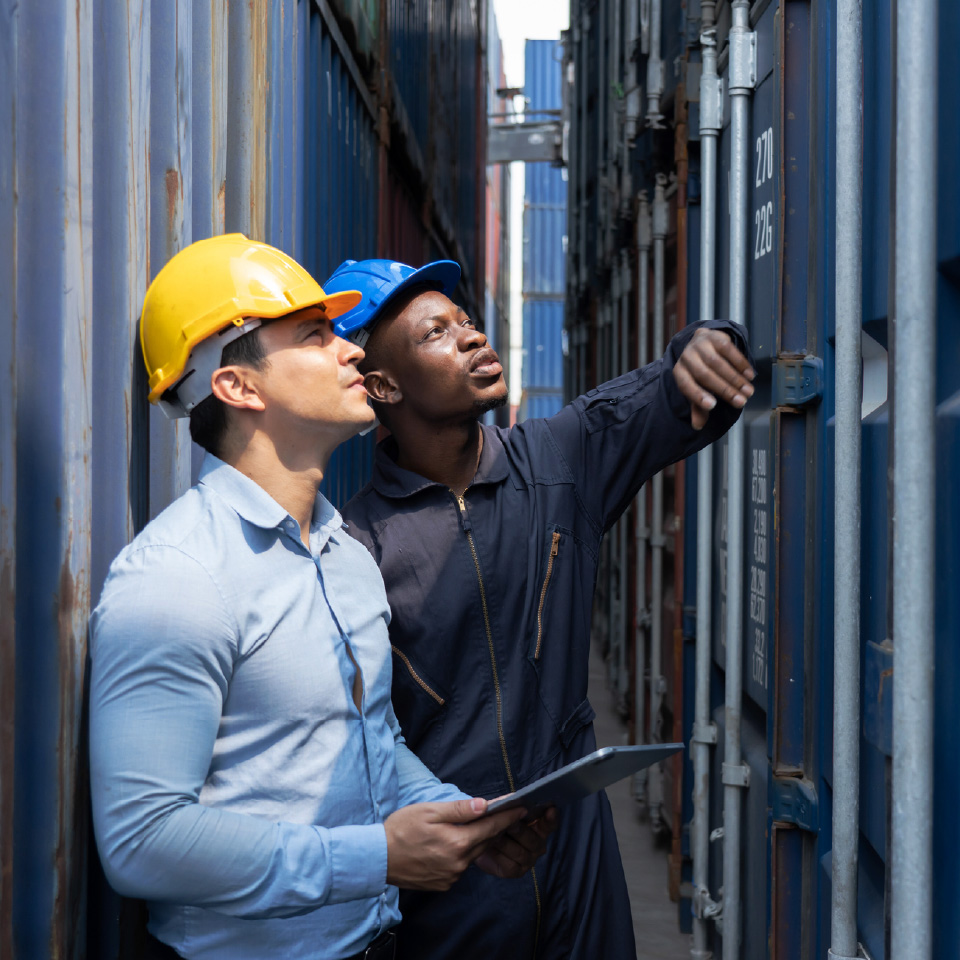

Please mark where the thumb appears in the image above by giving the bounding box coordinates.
[432,796,488,823]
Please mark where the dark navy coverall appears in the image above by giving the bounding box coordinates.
[342,319,748,960]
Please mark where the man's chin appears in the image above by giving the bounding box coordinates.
[472,395,508,416]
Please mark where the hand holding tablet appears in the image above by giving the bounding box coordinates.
[485,743,684,819]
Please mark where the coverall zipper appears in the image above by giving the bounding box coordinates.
[534,532,561,660]
[455,493,542,957]
[391,645,445,705]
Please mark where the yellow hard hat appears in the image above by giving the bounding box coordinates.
[140,234,362,413]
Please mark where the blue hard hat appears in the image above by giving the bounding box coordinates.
[323,258,461,347]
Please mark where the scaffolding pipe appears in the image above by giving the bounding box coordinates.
[633,192,652,804]
[891,0,937,955]
[647,173,668,827]
[645,0,664,127]
[692,15,722,958]
[722,3,755,957]
[830,0,864,957]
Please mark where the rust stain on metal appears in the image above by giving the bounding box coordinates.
[165,168,182,232]
[52,543,90,956]
[878,666,893,702]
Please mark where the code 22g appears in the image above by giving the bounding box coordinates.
[754,125,774,261]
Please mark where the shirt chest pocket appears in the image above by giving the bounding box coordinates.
[527,523,597,746]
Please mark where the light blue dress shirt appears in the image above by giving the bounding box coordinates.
[89,455,465,960]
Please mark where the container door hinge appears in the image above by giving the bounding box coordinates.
[692,883,722,921]
[772,776,819,832]
[721,762,751,788]
[773,355,824,408]
[691,721,718,745]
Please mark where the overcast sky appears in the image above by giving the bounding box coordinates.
[490,0,570,90]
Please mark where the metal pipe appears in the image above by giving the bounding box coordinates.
[597,0,606,258]
[830,0,864,957]
[648,173,668,827]
[891,0,937,954]
[692,14,722,957]
[579,9,590,291]
[645,0,664,128]
[634,192,652,804]
[610,276,623,695]
[721,4,755,957]
[617,252,631,706]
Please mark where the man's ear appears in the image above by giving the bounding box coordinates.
[363,370,402,406]
[210,365,267,412]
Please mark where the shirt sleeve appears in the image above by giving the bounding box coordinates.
[88,545,388,919]
[543,318,750,533]
[384,701,470,806]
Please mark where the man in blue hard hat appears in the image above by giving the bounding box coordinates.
[324,257,755,960]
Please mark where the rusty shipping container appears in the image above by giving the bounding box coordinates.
[0,0,491,955]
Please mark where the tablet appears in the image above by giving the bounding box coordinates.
[485,743,683,817]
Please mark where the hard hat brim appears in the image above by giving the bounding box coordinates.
[337,260,461,340]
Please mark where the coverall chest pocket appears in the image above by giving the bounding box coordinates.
[390,644,450,761]
[528,524,597,747]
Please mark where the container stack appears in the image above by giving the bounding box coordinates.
[519,39,567,422]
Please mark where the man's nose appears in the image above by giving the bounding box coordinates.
[459,325,486,349]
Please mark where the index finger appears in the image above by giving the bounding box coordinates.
[712,334,755,378]
[462,806,528,842]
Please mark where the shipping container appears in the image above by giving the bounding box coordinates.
[566,0,960,957]
[0,0,491,955]
[519,39,567,422]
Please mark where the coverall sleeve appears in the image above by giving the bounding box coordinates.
[544,318,750,533]
[88,545,388,919]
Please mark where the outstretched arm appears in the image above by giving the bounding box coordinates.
[543,318,754,533]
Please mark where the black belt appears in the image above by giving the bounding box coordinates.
[346,930,396,960]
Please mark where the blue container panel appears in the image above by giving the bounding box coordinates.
[519,392,564,423]
[523,205,567,295]
[524,38,563,113]
[522,299,565,391]
[526,160,568,208]
[389,0,430,154]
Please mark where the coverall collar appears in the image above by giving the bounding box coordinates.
[371,424,509,499]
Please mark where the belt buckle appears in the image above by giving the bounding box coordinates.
[364,930,396,960]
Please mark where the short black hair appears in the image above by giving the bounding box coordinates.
[176,325,268,457]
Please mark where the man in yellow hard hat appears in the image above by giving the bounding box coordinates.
[88,235,553,960]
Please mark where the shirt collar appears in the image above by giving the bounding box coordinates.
[198,454,343,546]
[370,425,509,499]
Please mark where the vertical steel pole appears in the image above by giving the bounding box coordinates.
[645,0,664,127]
[579,9,590,293]
[891,0,937,955]
[692,12,722,957]
[648,173,668,827]
[610,272,623,694]
[722,4,755,957]
[618,251,631,705]
[830,0,864,957]
[634,192,652,804]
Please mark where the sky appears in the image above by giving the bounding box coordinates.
[491,0,570,90]
[490,0,569,406]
